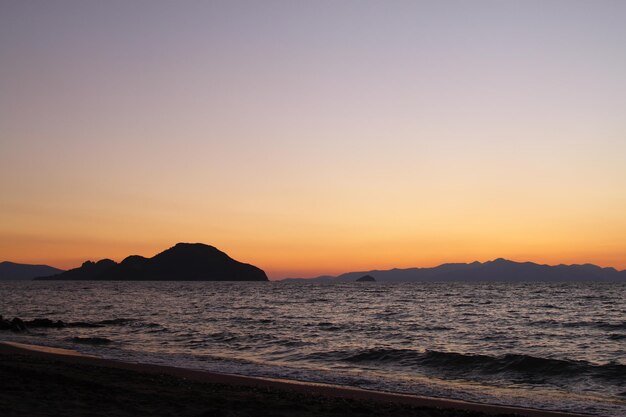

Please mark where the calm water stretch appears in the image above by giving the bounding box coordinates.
[1,281,625,416]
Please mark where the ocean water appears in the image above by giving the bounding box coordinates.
[1,281,625,416]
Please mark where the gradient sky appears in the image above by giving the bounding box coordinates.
[1,1,625,279]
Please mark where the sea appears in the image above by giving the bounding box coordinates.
[1,281,625,416]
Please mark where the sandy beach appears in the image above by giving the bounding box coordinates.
[0,342,590,417]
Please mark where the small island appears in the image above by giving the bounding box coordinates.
[356,275,376,282]
[35,243,268,281]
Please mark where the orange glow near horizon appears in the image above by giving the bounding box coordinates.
[2,152,625,279]
[2,227,625,280]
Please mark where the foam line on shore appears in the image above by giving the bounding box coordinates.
[0,341,591,417]
[1,341,95,357]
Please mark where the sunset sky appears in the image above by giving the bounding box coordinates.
[1,1,625,279]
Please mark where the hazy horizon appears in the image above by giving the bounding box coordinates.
[3,249,625,281]
[2,1,625,279]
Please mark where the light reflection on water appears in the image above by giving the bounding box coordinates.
[1,281,625,416]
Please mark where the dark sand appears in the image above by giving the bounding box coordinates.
[0,342,588,417]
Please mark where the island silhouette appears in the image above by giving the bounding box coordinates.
[0,262,64,281]
[4,253,626,282]
[285,258,626,282]
[356,275,376,282]
[34,243,268,281]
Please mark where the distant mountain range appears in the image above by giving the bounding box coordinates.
[0,261,65,280]
[35,243,268,281]
[283,258,626,282]
[5,254,625,282]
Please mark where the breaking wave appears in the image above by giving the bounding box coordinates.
[337,348,626,382]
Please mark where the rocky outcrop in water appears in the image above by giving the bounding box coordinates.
[26,318,65,328]
[0,315,149,332]
[0,315,65,332]
[35,243,268,281]
[0,316,25,332]
[356,275,376,282]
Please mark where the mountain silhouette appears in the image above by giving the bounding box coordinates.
[284,258,626,282]
[35,243,268,281]
[0,262,65,280]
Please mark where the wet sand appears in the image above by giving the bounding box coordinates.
[0,342,588,417]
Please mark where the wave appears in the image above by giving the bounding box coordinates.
[417,325,452,331]
[67,337,113,345]
[69,318,163,329]
[67,322,105,328]
[317,322,343,331]
[596,322,626,331]
[539,304,564,309]
[337,348,626,382]
[531,320,626,331]
[96,318,139,325]
[561,321,626,330]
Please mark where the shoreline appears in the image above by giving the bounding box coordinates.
[0,341,590,417]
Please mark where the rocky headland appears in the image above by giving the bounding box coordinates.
[35,243,268,281]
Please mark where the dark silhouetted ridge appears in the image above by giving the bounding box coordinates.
[356,275,376,282]
[284,258,626,282]
[0,261,64,280]
[35,243,268,281]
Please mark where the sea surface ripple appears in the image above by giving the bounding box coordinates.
[1,281,625,416]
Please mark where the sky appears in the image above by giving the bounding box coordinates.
[1,1,625,279]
